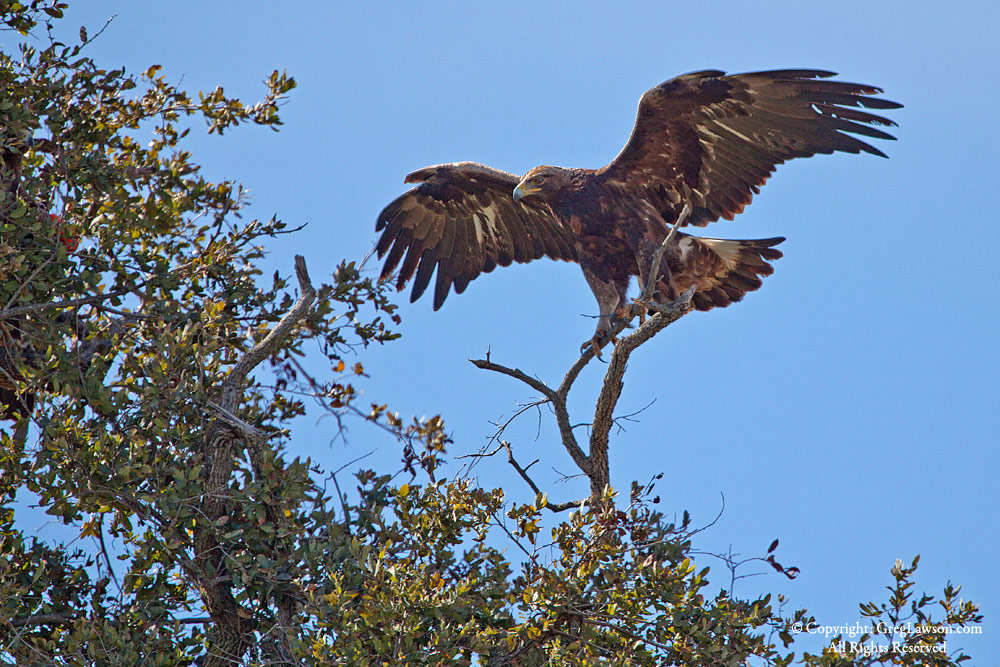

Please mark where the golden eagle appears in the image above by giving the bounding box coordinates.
[374,69,900,347]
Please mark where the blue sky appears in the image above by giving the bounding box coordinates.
[9,1,997,662]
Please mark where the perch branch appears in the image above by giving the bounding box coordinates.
[473,286,693,500]
[472,206,695,501]
[470,357,590,477]
[556,203,687,398]
[587,287,694,495]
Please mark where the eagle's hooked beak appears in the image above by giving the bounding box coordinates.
[512,181,539,203]
[512,182,527,203]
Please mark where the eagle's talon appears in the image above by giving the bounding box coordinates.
[582,329,619,358]
[581,336,601,357]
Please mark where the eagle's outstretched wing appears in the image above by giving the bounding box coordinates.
[375,162,577,308]
[596,69,902,227]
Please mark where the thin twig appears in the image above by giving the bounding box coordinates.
[79,14,117,47]
[492,512,534,560]
[456,400,547,478]
[331,449,376,477]
[329,449,375,531]
[502,442,542,495]
[685,492,726,538]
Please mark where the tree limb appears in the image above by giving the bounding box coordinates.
[587,286,694,494]
[641,203,691,302]
[501,441,589,513]
[0,289,132,321]
[472,286,694,501]
[6,613,76,628]
[470,357,590,477]
[195,254,315,667]
[218,255,315,412]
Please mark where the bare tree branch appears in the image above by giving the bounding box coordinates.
[191,254,316,667]
[470,357,590,478]
[219,255,315,412]
[587,286,694,493]
[500,441,588,513]
[0,289,132,320]
[468,358,556,402]
[641,203,691,302]
[472,285,694,501]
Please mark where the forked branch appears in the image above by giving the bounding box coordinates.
[472,278,694,502]
[469,357,590,477]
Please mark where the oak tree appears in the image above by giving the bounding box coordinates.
[0,4,982,666]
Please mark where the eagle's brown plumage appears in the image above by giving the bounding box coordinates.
[374,69,900,345]
[375,163,577,310]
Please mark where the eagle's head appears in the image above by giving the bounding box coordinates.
[513,165,572,203]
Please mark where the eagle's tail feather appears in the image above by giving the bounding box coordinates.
[668,235,785,311]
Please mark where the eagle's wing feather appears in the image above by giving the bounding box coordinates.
[596,69,902,227]
[375,162,577,308]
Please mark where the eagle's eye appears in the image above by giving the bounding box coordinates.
[530,175,545,185]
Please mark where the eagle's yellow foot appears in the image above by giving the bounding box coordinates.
[612,301,647,328]
[581,330,617,358]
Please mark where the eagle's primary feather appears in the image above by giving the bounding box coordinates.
[374,69,900,346]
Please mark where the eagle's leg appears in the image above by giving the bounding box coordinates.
[580,265,629,356]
